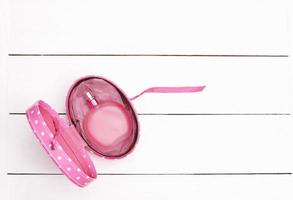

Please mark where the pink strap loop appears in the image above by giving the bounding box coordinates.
[130,86,206,100]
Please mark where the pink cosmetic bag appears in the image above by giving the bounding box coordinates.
[26,76,205,187]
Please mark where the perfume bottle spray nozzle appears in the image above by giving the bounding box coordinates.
[85,91,98,107]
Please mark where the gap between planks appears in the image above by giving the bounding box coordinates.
[8,113,291,116]
[8,54,289,57]
[7,172,292,176]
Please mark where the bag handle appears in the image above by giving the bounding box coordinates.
[130,86,205,101]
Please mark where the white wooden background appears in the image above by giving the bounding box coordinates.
[1,0,293,199]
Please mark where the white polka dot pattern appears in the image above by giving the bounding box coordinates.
[26,100,97,187]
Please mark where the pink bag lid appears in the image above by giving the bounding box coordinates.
[26,100,97,187]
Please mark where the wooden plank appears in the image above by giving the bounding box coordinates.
[6,175,293,200]
[9,0,288,54]
[7,56,290,113]
[6,114,293,173]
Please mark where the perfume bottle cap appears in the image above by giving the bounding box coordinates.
[85,91,98,107]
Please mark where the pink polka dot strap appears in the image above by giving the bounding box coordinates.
[26,100,97,187]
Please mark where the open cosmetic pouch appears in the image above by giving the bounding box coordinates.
[26,76,205,187]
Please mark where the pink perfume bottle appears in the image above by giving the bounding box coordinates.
[83,91,133,153]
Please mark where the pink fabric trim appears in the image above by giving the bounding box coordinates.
[130,86,206,100]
